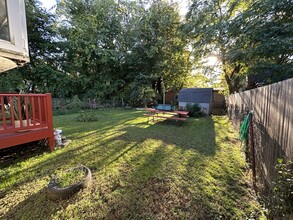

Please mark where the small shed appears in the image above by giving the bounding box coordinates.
[178,88,213,114]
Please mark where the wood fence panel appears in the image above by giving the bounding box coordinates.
[226,78,293,188]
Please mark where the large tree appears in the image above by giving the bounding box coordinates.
[0,0,67,95]
[1,0,191,103]
[57,0,190,104]
[185,0,246,94]
[127,0,191,104]
[185,0,293,94]
[231,0,293,87]
[56,0,125,98]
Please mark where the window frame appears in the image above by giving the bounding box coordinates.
[0,0,29,62]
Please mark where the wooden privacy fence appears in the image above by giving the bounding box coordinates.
[226,78,293,188]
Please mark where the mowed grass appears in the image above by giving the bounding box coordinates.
[0,109,264,219]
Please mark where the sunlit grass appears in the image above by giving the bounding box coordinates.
[0,109,265,219]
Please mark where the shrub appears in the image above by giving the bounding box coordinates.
[64,95,85,110]
[272,159,293,218]
[75,111,102,122]
[52,96,85,111]
[186,103,204,117]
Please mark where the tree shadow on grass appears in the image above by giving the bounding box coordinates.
[56,109,142,138]
[98,116,260,219]
[1,112,257,219]
[98,140,211,219]
[0,113,149,198]
[0,137,138,217]
[87,116,218,219]
[123,116,217,155]
[0,136,135,196]
[1,187,73,220]
[0,140,50,169]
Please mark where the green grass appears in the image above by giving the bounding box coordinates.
[0,109,265,219]
[56,168,86,188]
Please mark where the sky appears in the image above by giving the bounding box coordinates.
[39,0,190,17]
[39,0,56,11]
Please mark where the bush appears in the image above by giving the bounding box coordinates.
[53,109,80,116]
[52,96,86,111]
[186,103,204,117]
[64,95,85,110]
[272,159,293,218]
[52,96,127,116]
[75,111,102,122]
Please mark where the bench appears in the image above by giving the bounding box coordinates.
[143,114,186,122]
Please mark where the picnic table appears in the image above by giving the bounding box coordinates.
[143,108,189,123]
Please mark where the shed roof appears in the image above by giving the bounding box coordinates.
[178,88,213,103]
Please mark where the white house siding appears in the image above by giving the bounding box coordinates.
[179,102,210,114]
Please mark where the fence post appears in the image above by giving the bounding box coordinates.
[46,93,55,151]
[249,111,257,189]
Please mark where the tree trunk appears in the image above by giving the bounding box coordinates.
[224,64,242,94]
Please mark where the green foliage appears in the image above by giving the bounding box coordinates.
[128,74,156,107]
[0,0,290,99]
[75,111,102,122]
[0,70,25,92]
[184,73,211,88]
[22,0,63,96]
[55,0,190,102]
[63,95,84,110]
[1,0,190,102]
[0,0,68,96]
[186,103,204,117]
[231,0,293,86]
[56,168,86,188]
[186,0,293,93]
[52,96,86,111]
[185,0,246,93]
[273,159,293,217]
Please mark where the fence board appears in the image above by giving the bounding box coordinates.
[227,78,293,188]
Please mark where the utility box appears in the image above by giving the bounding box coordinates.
[0,0,29,73]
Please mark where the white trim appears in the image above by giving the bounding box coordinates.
[0,0,29,62]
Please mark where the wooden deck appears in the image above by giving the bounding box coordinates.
[0,93,54,151]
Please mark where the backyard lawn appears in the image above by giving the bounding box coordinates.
[0,109,264,219]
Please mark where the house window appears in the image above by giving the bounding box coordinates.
[0,0,29,72]
[0,0,10,41]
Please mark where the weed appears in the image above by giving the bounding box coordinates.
[272,159,293,218]
[55,168,86,188]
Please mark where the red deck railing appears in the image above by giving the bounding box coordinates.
[0,93,54,151]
